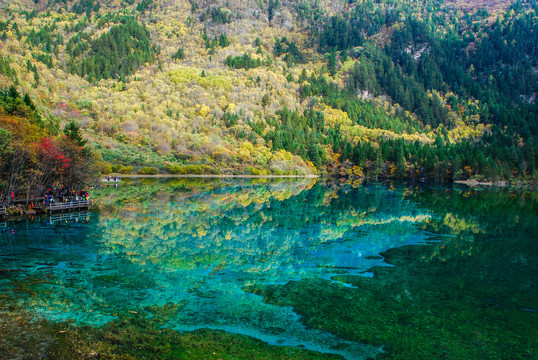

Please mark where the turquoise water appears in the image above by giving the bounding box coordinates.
[1,178,536,359]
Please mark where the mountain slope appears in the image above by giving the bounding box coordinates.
[0,0,536,183]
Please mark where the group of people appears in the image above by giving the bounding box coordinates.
[43,189,90,205]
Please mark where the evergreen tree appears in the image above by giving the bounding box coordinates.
[63,121,87,147]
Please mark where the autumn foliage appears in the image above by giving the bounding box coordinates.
[0,87,95,204]
[0,0,535,182]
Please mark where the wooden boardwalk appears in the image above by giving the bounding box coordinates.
[46,199,91,213]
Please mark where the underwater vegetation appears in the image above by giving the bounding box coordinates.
[0,304,343,359]
[247,187,538,359]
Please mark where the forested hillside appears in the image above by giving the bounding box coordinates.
[0,0,536,183]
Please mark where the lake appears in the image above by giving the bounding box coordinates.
[0,178,536,359]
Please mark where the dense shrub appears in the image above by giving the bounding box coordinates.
[138,166,159,175]
[111,164,134,174]
[165,163,216,175]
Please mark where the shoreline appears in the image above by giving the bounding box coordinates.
[453,179,509,187]
[2,177,535,220]
[109,174,320,179]
[453,179,537,188]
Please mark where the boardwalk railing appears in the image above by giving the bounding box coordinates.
[0,207,6,217]
[46,199,91,212]
[48,211,91,224]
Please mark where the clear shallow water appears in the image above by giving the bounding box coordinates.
[1,178,537,359]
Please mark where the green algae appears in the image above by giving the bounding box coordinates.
[244,186,538,360]
[0,304,344,360]
[245,252,537,359]
[93,274,156,289]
